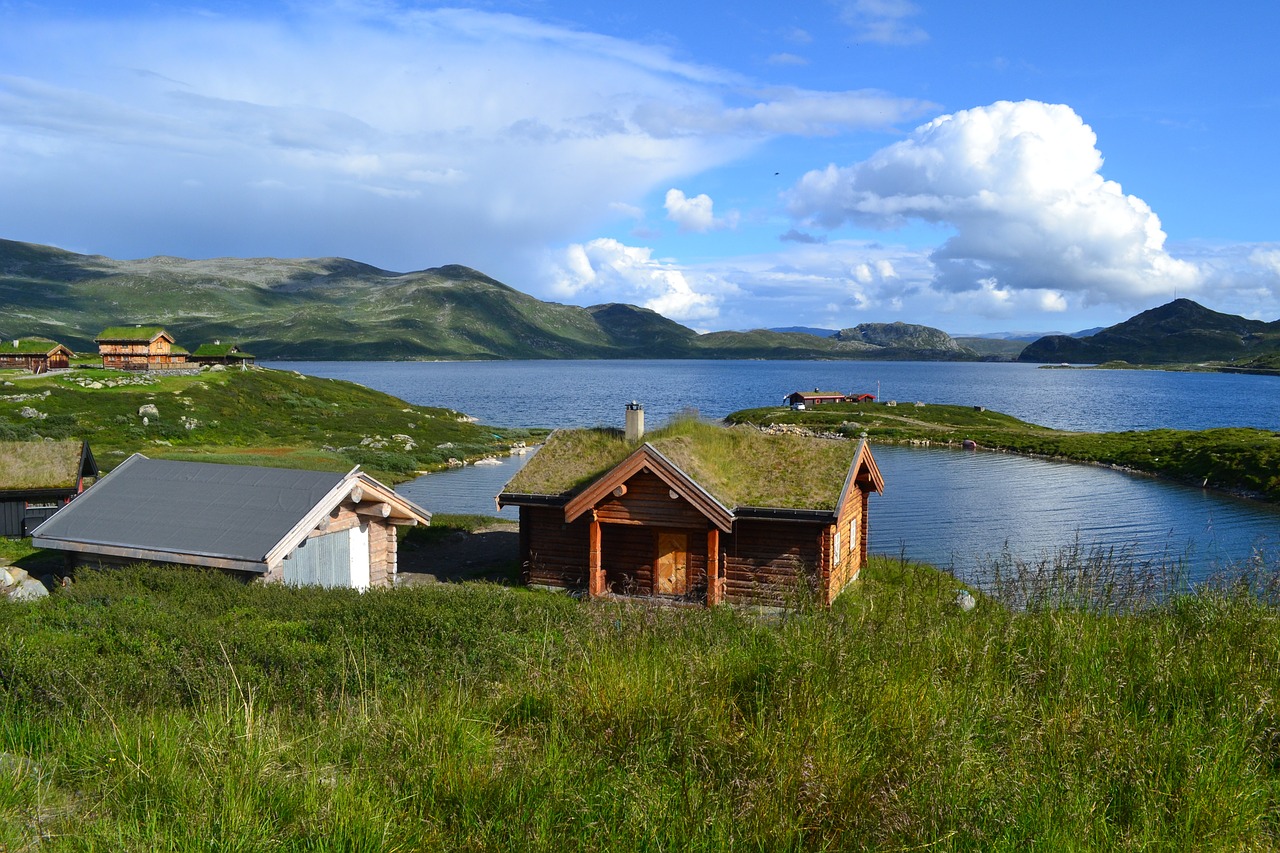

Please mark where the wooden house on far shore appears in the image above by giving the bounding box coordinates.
[191,341,255,367]
[0,440,98,537]
[0,338,74,374]
[785,389,847,408]
[94,326,188,370]
[498,415,883,607]
[31,456,430,589]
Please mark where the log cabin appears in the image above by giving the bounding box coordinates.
[190,341,256,366]
[94,326,189,370]
[0,440,98,537]
[0,338,74,374]
[785,389,848,407]
[31,456,430,589]
[498,419,883,607]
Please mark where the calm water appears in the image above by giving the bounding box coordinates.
[268,359,1280,432]
[268,360,1280,579]
[394,443,1280,584]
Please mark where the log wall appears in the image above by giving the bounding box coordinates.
[722,519,824,606]
[521,506,590,591]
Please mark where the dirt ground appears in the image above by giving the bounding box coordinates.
[395,520,520,586]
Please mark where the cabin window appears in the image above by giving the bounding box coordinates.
[833,529,841,557]
[849,518,858,552]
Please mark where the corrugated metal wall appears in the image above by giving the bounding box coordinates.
[283,528,353,589]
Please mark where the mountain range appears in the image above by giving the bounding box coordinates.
[1017,299,1280,365]
[0,239,979,361]
[5,238,1276,365]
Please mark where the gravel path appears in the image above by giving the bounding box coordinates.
[396,521,519,586]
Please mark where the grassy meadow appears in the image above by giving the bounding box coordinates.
[727,402,1280,502]
[2,552,1280,850]
[0,366,535,482]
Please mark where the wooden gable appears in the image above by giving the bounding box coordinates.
[563,443,734,532]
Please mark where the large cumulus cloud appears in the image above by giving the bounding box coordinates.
[547,239,736,324]
[787,100,1202,306]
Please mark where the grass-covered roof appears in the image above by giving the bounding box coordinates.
[1,338,69,355]
[503,420,866,510]
[193,343,253,358]
[95,326,169,342]
[0,440,88,490]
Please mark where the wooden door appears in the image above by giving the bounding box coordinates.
[655,531,688,595]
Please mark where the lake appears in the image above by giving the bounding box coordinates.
[267,359,1280,432]
[270,360,1280,580]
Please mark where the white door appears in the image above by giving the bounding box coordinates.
[349,522,371,591]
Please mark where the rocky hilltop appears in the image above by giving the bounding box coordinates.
[1018,299,1280,364]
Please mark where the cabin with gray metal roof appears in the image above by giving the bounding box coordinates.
[31,455,430,589]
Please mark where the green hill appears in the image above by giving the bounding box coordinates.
[1018,299,1280,364]
[0,238,978,361]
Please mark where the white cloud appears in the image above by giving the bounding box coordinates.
[635,87,935,138]
[546,238,734,323]
[787,100,1203,308]
[1249,247,1280,278]
[0,4,930,278]
[834,0,928,46]
[767,53,809,67]
[664,188,738,233]
[941,281,1069,319]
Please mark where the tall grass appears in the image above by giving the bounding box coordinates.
[3,559,1280,849]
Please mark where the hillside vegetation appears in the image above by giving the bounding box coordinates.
[1019,299,1280,364]
[0,238,978,361]
[2,557,1280,849]
[726,402,1280,501]
[0,366,527,482]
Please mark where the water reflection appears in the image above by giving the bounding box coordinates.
[871,445,1278,583]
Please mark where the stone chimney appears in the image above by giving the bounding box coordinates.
[625,401,644,442]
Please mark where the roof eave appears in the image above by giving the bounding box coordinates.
[497,492,568,508]
[733,506,837,523]
[30,536,269,574]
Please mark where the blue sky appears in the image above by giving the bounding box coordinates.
[2,0,1278,334]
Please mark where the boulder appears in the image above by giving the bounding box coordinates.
[138,403,160,418]
[9,578,48,602]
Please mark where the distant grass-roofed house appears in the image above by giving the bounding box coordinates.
[32,456,430,589]
[190,341,255,367]
[94,326,188,370]
[0,440,98,536]
[498,418,883,607]
[0,338,74,374]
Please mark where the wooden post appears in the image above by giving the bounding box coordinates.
[706,527,722,607]
[588,514,605,597]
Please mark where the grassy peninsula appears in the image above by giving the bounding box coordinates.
[3,557,1280,849]
[0,366,530,482]
[726,402,1280,502]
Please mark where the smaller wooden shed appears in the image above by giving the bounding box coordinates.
[0,338,74,373]
[31,456,430,588]
[0,440,98,536]
[95,326,188,370]
[498,422,883,607]
[191,342,255,366]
